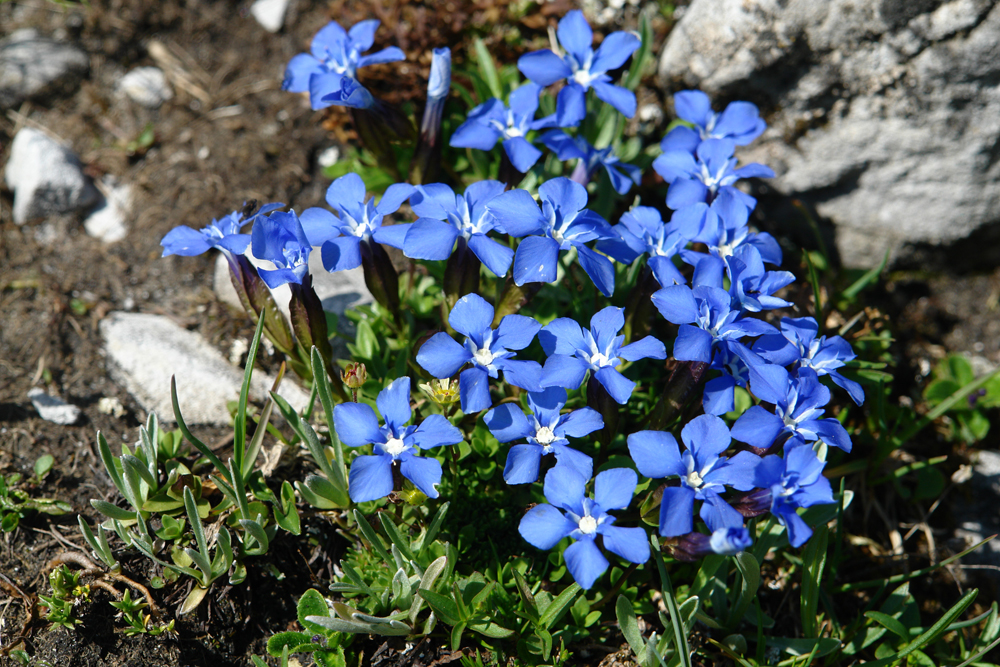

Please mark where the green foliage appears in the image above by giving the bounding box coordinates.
[39,565,89,629]
[923,354,1000,443]
[0,462,71,533]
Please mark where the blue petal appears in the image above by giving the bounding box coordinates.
[731,406,784,449]
[307,72,342,110]
[539,130,585,161]
[504,444,543,484]
[333,402,384,447]
[648,256,686,287]
[552,445,594,480]
[409,183,455,219]
[829,371,865,406]
[513,235,561,286]
[404,218,460,260]
[543,465,587,515]
[517,49,572,86]
[410,414,464,449]
[347,19,379,50]
[666,179,709,209]
[672,325,713,363]
[714,101,765,144]
[459,366,492,413]
[527,386,567,420]
[519,503,576,549]
[555,84,587,127]
[310,21,348,59]
[371,222,411,249]
[659,486,695,537]
[594,468,637,510]
[557,407,604,438]
[348,454,394,503]
[468,233,514,277]
[356,46,407,68]
[557,10,594,63]
[591,31,641,72]
[377,183,417,215]
[539,318,586,356]
[484,403,533,442]
[496,314,542,350]
[256,266,303,289]
[605,162,640,195]
[502,137,543,173]
[627,430,685,479]
[321,236,363,272]
[449,117,502,150]
[160,226,212,257]
[400,454,443,498]
[651,285,699,324]
[659,126,701,154]
[507,81,542,117]
[591,80,636,118]
[781,507,813,548]
[449,293,494,340]
[813,418,853,453]
[416,332,470,377]
[321,76,374,109]
[706,450,762,492]
[541,355,589,391]
[599,525,650,564]
[619,335,666,362]
[681,414,732,459]
[539,176,589,217]
[325,172,366,210]
[652,151,698,183]
[215,233,252,255]
[499,359,545,393]
[673,90,712,127]
[486,189,545,237]
[298,207,340,247]
[576,245,616,297]
[594,366,635,405]
[699,489,744,532]
[703,375,736,415]
[564,538,609,590]
[589,306,625,350]
[282,53,321,93]
[376,376,412,431]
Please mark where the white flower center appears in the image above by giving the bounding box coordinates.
[578,515,598,534]
[384,437,407,457]
[573,68,595,88]
[474,347,496,367]
[590,351,611,368]
[505,125,522,138]
[535,426,556,445]
[686,470,704,489]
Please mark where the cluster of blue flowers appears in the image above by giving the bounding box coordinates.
[160,11,863,590]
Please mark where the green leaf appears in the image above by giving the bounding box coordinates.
[842,248,889,300]
[617,595,645,659]
[730,551,761,633]
[171,376,228,483]
[353,510,393,565]
[766,637,842,658]
[272,481,301,535]
[416,588,462,625]
[90,499,136,522]
[298,588,332,635]
[314,647,347,667]
[539,582,581,629]
[34,454,54,480]
[380,512,416,563]
[865,611,910,641]
[267,632,315,657]
[800,525,828,638]
[897,588,978,659]
[467,619,515,639]
[511,567,540,624]
[473,38,503,100]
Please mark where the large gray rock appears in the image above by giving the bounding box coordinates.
[953,450,1000,591]
[100,312,311,426]
[0,29,88,108]
[4,127,100,224]
[658,0,1000,268]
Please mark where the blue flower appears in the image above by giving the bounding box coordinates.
[484,387,601,484]
[403,181,513,277]
[250,210,316,288]
[161,203,283,258]
[333,377,463,502]
[670,492,753,561]
[674,191,783,268]
[297,173,415,273]
[691,245,795,314]
[539,130,641,195]
[539,306,665,405]
[486,177,617,296]
[415,293,544,413]
[595,206,687,287]
[731,367,853,452]
[751,439,834,547]
[653,138,773,211]
[753,317,864,406]
[449,83,556,173]
[518,467,649,590]
[660,90,766,154]
[282,19,404,110]
[627,414,760,537]
[517,10,640,125]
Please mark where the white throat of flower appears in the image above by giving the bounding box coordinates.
[685,470,705,490]
[535,426,556,445]
[384,437,407,457]
[577,515,598,534]
[473,341,497,367]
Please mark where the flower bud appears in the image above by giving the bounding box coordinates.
[418,378,460,406]
[342,362,367,389]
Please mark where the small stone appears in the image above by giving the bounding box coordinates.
[197,146,210,160]
[97,396,126,418]
[84,179,132,243]
[118,66,172,108]
[4,128,100,225]
[0,29,88,109]
[250,0,291,33]
[317,146,340,169]
[28,387,81,425]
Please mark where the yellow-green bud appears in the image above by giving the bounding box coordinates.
[418,378,460,406]
[342,362,367,389]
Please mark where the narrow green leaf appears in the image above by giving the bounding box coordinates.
[865,611,910,641]
[410,555,448,624]
[379,513,416,563]
[184,486,209,559]
[171,376,228,482]
[311,347,347,484]
[616,595,646,659]
[235,310,267,471]
[653,538,692,667]
[511,567,540,624]
[353,509,392,565]
[417,588,462,625]
[801,525,828,637]
[90,499,137,522]
[415,501,449,556]
[473,38,502,100]
[730,551,761,633]
[897,588,978,659]
[539,582,581,629]
[843,248,890,300]
[96,431,127,497]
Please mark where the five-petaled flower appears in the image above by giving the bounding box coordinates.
[539,130,641,195]
[416,293,544,413]
[518,467,650,589]
[161,202,283,259]
[653,138,773,212]
[659,90,766,154]
[333,376,463,502]
[596,206,687,287]
[250,209,315,288]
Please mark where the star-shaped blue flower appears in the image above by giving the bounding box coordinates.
[674,191,783,269]
[250,209,316,288]
[517,10,640,126]
[752,438,834,547]
[595,206,687,287]
[416,293,544,413]
[539,130,641,195]
[660,90,766,154]
[333,377,463,502]
[518,467,649,590]
[484,387,601,484]
[282,19,404,110]
[403,180,513,277]
[653,138,773,212]
[486,177,617,296]
[539,306,666,405]
[627,414,760,537]
[161,203,283,258]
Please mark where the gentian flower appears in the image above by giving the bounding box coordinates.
[282,19,404,110]
[724,245,795,313]
[660,90,766,154]
[746,439,834,547]
[539,306,666,404]
[675,191,783,268]
[517,10,640,126]
[627,414,760,537]
[416,293,544,413]
[403,181,513,277]
[670,492,753,561]
[653,138,773,212]
[486,177,617,296]
[449,83,555,173]
[518,467,649,589]
[250,210,315,288]
[297,173,415,272]
[595,206,687,287]
[333,377,463,502]
[753,317,864,406]
[484,387,601,484]
[161,203,283,258]
[732,367,853,452]
[539,130,641,195]
[412,47,452,184]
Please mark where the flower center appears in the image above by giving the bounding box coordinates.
[474,347,496,367]
[578,515,598,534]
[384,437,407,457]
[590,351,612,368]
[535,426,556,445]
[686,470,704,489]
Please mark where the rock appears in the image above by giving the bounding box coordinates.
[97,396,126,418]
[658,0,1000,268]
[27,387,81,425]
[117,66,172,108]
[100,312,311,426]
[953,450,1000,592]
[250,0,290,33]
[4,127,100,224]
[0,29,89,109]
[84,179,132,243]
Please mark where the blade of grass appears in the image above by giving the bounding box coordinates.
[842,248,890,301]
